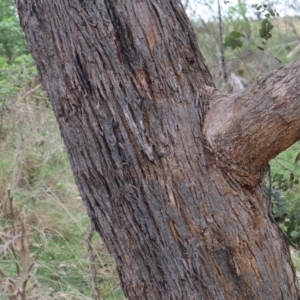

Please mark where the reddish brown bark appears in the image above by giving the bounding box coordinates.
[16,0,300,299]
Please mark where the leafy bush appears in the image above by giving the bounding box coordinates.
[270,145,300,244]
[0,0,29,62]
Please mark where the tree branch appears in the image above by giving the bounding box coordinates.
[204,61,300,187]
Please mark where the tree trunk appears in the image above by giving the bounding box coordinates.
[16,1,300,299]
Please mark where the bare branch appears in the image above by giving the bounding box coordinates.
[204,61,300,186]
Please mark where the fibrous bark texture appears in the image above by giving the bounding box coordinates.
[204,61,300,187]
[16,0,300,299]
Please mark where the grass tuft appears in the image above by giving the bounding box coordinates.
[0,78,125,299]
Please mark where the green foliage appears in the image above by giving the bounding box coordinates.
[224,3,277,53]
[0,0,28,62]
[257,45,264,51]
[225,0,251,33]
[259,18,274,40]
[0,54,37,104]
[271,188,287,220]
[224,31,245,50]
[197,0,300,89]
[269,146,300,245]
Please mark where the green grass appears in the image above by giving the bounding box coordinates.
[0,81,125,299]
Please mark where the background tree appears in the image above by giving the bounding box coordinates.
[0,0,28,62]
[15,0,300,299]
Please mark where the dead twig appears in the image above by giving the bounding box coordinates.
[8,190,20,276]
[86,224,102,300]
[0,202,43,299]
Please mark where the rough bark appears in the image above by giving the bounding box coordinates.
[204,61,300,187]
[16,0,300,299]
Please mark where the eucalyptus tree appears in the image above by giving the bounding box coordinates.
[16,1,300,299]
